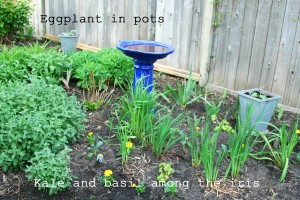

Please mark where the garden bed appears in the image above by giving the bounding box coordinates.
[0,72,299,200]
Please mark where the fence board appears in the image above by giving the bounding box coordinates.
[246,0,272,89]
[272,0,300,96]
[188,0,203,73]
[283,14,300,107]
[212,0,233,86]
[234,0,259,90]
[259,0,287,91]
[223,0,246,89]
[209,0,300,108]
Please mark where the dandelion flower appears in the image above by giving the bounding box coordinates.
[132,183,137,188]
[88,132,93,136]
[126,141,133,148]
[242,144,245,148]
[196,127,200,131]
[104,169,113,177]
[296,129,300,135]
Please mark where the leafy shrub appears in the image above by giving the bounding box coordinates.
[25,147,73,195]
[98,48,134,86]
[0,42,71,83]
[0,0,33,42]
[0,77,86,172]
[71,48,134,88]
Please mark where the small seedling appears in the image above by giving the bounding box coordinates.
[86,132,104,159]
[164,181,178,197]
[249,91,267,100]
[60,29,78,37]
[133,181,146,195]
[157,163,175,183]
[214,119,235,134]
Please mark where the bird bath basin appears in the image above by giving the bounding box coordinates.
[117,40,175,93]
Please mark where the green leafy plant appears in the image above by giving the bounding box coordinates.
[224,106,258,180]
[201,90,227,122]
[25,147,73,195]
[214,119,235,134]
[114,121,135,165]
[75,61,109,90]
[86,132,104,160]
[276,106,284,120]
[200,125,226,184]
[253,121,299,182]
[199,101,227,184]
[0,77,86,172]
[250,91,267,100]
[134,181,146,195]
[115,79,159,145]
[157,163,175,183]
[0,0,33,42]
[71,48,134,88]
[164,181,179,197]
[151,109,183,157]
[0,42,71,83]
[59,30,78,37]
[187,115,202,167]
[165,70,202,109]
[81,68,114,110]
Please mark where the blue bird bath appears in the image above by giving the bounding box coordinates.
[117,40,175,93]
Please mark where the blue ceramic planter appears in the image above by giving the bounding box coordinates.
[117,40,174,93]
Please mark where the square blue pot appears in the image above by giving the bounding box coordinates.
[58,34,79,54]
[238,88,281,132]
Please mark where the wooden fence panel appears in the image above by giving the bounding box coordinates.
[30,0,300,108]
[209,0,300,109]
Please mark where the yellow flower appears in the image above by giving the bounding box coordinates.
[104,169,113,177]
[196,127,200,131]
[88,132,93,136]
[126,141,133,148]
[296,129,300,135]
[242,144,245,148]
[132,183,137,188]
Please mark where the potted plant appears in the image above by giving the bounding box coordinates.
[58,30,79,53]
[237,88,281,132]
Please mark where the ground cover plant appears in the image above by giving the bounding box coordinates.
[0,42,71,83]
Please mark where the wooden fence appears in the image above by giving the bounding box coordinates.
[30,0,213,78]
[30,0,300,109]
[209,0,300,108]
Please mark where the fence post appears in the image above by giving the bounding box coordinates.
[198,0,214,86]
[40,0,46,36]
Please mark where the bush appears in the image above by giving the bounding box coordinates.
[71,48,134,88]
[0,77,86,172]
[0,42,71,83]
[25,147,73,195]
[0,0,33,42]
